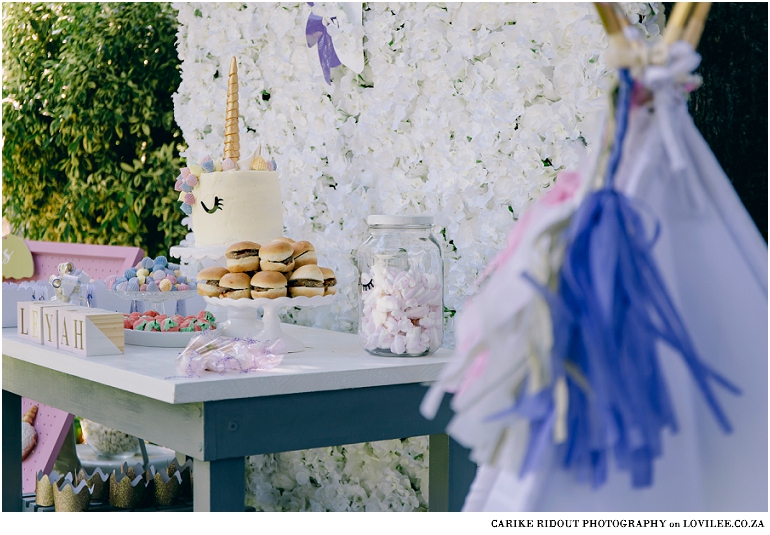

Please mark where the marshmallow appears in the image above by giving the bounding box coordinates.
[359,268,443,356]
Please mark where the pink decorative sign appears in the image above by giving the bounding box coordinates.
[21,398,75,494]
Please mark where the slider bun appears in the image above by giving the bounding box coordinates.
[273,236,295,244]
[250,271,288,289]
[226,241,261,272]
[197,266,229,281]
[288,265,325,297]
[219,272,252,289]
[219,272,252,299]
[319,267,337,296]
[227,256,259,272]
[250,271,288,299]
[225,241,261,256]
[197,266,229,297]
[292,240,317,268]
[290,264,324,282]
[289,286,324,298]
[224,288,251,299]
[260,240,295,272]
[197,283,222,298]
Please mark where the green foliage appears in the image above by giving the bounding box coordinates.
[2,2,185,258]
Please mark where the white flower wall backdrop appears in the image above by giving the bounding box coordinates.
[173,1,664,512]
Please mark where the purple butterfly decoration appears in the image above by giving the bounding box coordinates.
[306,5,341,85]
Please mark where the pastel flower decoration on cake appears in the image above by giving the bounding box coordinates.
[222,158,236,171]
[200,156,215,173]
[174,178,184,192]
[184,193,195,205]
[185,175,198,187]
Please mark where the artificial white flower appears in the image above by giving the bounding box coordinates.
[174,0,664,512]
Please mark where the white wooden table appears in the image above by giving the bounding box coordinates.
[2,325,475,511]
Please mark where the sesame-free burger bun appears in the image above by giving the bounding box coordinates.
[260,240,295,272]
[250,271,288,299]
[197,266,230,297]
[219,272,252,299]
[319,267,337,296]
[273,236,295,244]
[288,265,325,297]
[225,241,261,272]
[292,240,318,268]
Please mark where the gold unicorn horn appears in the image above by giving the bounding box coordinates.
[23,405,38,425]
[224,56,240,161]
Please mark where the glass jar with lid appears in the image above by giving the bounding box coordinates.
[357,215,443,356]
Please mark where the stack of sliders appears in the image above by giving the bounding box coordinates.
[197,238,337,300]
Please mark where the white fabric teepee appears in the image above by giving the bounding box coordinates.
[461,41,767,512]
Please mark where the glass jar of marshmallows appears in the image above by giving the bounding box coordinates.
[357,215,443,356]
[80,419,140,459]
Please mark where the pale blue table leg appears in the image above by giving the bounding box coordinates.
[3,389,22,511]
[429,433,477,511]
[193,457,245,512]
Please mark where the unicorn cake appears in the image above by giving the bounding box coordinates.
[175,57,284,248]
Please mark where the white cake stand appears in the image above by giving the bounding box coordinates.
[202,294,336,353]
[169,245,228,276]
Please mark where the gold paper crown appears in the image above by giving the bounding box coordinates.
[224,56,240,161]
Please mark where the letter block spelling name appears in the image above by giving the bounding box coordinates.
[17,301,33,342]
[58,308,124,356]
[17,301,86,346]
[26,302,74,346]
[17,300,64,342]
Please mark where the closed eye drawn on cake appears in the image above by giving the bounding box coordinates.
[362,280,374,291]
[201,196,224,214]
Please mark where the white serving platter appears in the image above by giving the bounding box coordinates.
[124,328,201,348]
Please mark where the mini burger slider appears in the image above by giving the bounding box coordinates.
[260,240,295,272]
[250,271,287,299]
[219,272,252,299]
[320,267,337,296]
[292,240,317,268]
[197,266,230,297]
[288,265,325,297]
[226,241,260,272]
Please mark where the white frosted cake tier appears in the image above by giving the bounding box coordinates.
[191,169,284,248]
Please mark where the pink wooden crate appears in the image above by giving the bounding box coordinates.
[9,240,145,492]
[16,240,145,283]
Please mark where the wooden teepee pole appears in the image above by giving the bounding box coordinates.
[682,3,712,48]
[595,3,623,36]
[223,57,240,161]
[664,3,696,45]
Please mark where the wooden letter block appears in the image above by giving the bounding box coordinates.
[27,302,73,346]
[58,308,124,356]
[16,301,36,342]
